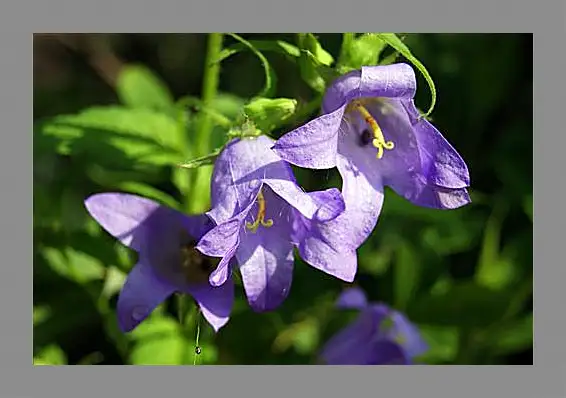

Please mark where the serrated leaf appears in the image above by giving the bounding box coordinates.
[227,34,276,98]
[116,64,175,110]
[376,33,436,116]
[38,106,185,167]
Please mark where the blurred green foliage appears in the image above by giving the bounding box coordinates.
[33,33,532,365]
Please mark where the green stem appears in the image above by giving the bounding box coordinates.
[187,33,224,213]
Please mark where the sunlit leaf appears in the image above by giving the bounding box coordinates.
[116,64,175,110]
[34,345,67,365]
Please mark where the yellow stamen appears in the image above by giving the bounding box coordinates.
[351,100,395,159]
[245,190,274,233]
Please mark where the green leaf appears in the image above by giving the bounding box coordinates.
[490,313,533,356]
[243,97,298,133]
[339,33,387,72]
[227,34,276,98]
[416,325,459,364]
[130,315,185,365]
[34,345,67,365]
[296,34,334,93]
[376,33,436,116]
[298,33,334,66]
[475,200,514,290]
[407,281,511,328]
[523,195,533,222]
[40,246,106,284]
[116,64,175,110]
[393,240,420,311]
[38,106,185,167]
[114,181,180,210]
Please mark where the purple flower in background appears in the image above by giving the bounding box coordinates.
[84,193,234,332]
[319,287,428,365]
[196,135,350,312]
[273,63,471,249]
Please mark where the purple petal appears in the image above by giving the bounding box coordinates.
[209,136,320,222]
[84,193,164,252]
[370,341,410,365]
[319,308,381,365]
[401,99,470,189]
[311,188,346,222]
[237,189,294,312]
[411,185,471,210]
[272,106,345,169]
[336,287,368,310]
[322,64,416,114]
[296,154,384,282]
[116,259,176,332]
[196,219,241,287]
[389,310,428,358]
[186,278,235,332]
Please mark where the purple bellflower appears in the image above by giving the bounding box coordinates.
[196,135,350,312]
[273,63,471,251]
[319,287,428,365]
[84,193,234,332]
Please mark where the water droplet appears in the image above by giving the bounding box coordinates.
[195,346,202,355]
[132,306,145,321]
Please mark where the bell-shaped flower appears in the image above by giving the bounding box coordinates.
[196,135,350,312]
[319,287,428,365]
[84,193,234,332]
[273,63,471,250]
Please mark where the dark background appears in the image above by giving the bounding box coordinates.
[33,33,533,365]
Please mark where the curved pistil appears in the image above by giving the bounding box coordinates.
[245,190,274,233]
[351,100,395,159]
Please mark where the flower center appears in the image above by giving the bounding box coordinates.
[378,316,406,345]
[180,241,219,284]
[245,189,274,233]
[349,99,395,159]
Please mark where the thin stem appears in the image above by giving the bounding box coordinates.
[187,33,224,213]
[193,311,202,365]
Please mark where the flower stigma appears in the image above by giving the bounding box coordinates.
[350,100,395,159]
[245,189,274,233]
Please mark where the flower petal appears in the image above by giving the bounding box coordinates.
[336,287,368,310]
[196,218,241,287]
[272,105,345,170]
[370,341,410,365]
[319,308,380,365]
[116,259,176,332]
[186,278,235,332]
[401,99,470,189]
[335,152,385,249]
[237,189,294,312]
[411,185,471,210]
[389,310,428,358]
[84,193,164,252]
[322,64,416,114]
[209,136,320,222]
